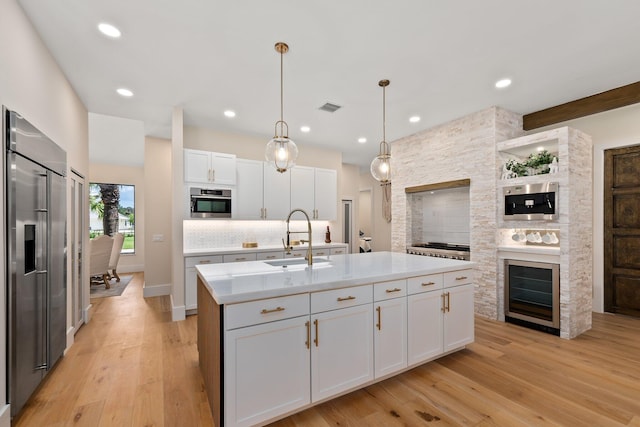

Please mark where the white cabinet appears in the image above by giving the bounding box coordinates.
[407,270,474,366]
[184,149,236,185]
[373,280,407,378]
[311,303,374,402]
[235,159,264,220]
[263,165,291,219]
[314,168,337,220]
[224,294,311,427]
[290,167,337,220]
[185,255,223,311]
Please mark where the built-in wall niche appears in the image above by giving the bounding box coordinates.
[407,184,470,246]
[499,138,560,180]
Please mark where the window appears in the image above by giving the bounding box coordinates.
[89,183,135,254]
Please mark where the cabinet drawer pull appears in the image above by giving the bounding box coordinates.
[305,321,310,349]
[235,257,247,261]
[314,319,319,347]
[456,276,468,281]
[385,287,402,293]
[422,281,435,286]
[376,306,381,330]
[337,296,356,302]
[266,256,276,259]
[260,306,285,315]
[198,260,211,264]
[316,252,326,255]
[334,250,343,254]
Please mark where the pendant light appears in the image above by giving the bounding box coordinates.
[265,42,298,173]
[370,79,391,183]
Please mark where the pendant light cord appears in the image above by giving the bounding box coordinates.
[382,84,386,145]
[280,49,284,124]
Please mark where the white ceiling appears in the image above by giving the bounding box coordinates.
[18,0,640,168]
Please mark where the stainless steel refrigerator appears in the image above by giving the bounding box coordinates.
[4,108,67,417]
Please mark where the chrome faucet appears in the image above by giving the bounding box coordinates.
[283,208,313,265]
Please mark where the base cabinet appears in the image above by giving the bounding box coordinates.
[408,290,444,366]
[443,283,475,352]
[311,304,374,402]
[374,297,407,378]
[224,316,311,427]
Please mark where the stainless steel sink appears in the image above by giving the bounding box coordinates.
[265,257,328,267]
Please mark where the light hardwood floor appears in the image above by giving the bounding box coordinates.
[14,272,640,426]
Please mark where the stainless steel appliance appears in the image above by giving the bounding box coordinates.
[4,108,67,416]
[505,259,559,335]
[406,242,470,261]
[503,182,558,221]
[189,187,232,218]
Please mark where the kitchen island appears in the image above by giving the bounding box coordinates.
[197,251,475,427]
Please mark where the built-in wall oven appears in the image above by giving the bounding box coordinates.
[189,187,232,218]
[505,259,560,335]
[503,182,558,221]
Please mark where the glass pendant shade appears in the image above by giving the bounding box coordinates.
[265,135,298,173]
[370,151,391,183]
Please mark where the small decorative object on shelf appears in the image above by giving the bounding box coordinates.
[325,226,331,243]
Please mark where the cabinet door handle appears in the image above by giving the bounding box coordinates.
[386,287,402,293]
[211,169,215,182]
[313,319,319,347]
[208,169,212,181]
[376,306,381,330]
[455,276,468,281]
[446,292,451,312]
[441,293,446,312]
[260,208,264,219]
[305,321,310,349]
[264,208,267,219]
[337,296,355,302]
[260,306,285,315]
[198,260,211,264]
[422,281,435,286]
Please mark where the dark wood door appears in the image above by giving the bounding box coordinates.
[604,145,640,316]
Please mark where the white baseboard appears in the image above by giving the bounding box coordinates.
[171,294,186,321]
[0,403,10,427]
[65,326,75,354]
[83,303,92,324]
[143,283,171,298]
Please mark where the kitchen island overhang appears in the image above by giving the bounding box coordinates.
[197,251,476,427]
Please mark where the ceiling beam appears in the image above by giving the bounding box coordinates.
[523,81,640,131]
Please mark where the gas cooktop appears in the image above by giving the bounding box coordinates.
[407,242,470,260]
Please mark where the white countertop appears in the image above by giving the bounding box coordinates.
[184,242,347,257]
[197,251,475,305]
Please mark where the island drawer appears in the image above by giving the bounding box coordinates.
[311,284,373,313]
[256,250,285,261]
[444,269,474,288]
[185,255,223,268]
[225,293,310,330]
[407,273,443,295]
[223,253,258,263]
[373,279,407,301]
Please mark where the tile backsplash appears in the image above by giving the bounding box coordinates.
[184,220,331,250]
[411,186,470,245]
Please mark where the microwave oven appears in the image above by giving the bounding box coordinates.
[190,187,232,218]
[503,182,558,221]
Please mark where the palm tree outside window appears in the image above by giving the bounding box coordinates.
[89,183,135,254]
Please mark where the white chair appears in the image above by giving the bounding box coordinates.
[90,235,114,289]
[109,233,125,282]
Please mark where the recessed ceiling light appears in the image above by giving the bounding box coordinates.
[300,126,310,133]
[358,137,367,144]
[224,110,236,118]
[98,23,121,38]
[495,78,512,89]
[116,88,133,97]
[409,116,421,123]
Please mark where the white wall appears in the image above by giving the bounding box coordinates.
[0,0,89,422]
[359,172,392,252]
[340,164,360,253]
[534,103,640,313]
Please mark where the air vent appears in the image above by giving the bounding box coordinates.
[318,103,342,113]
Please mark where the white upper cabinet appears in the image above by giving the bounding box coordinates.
[290,167,337,220]
[184,149,236,185]
[263,165,291,220]
[235,159,264,220]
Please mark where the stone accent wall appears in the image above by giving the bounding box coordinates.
[391,107,523,319]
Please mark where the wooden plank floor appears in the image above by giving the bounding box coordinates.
[14,272,640,426]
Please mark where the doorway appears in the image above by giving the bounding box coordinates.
[70,170,86,331]
[359,189,372,252]
[341,200,353,253]
[604,145,640,317]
